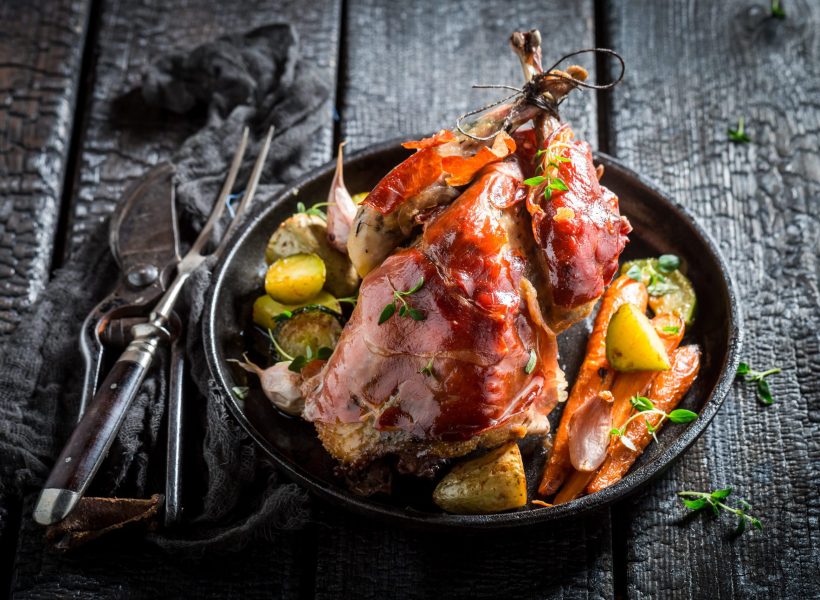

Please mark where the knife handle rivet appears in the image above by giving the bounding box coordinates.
[126,264,159,288]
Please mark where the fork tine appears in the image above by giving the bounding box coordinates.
[216,126,275,256]
[190,127,250,255]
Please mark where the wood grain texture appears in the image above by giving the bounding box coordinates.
[13,493,314,600]
[605,0,820,597]
[11,0,340,597]
[0,0,90,336]
[63,0,340,255]
[338,0,599,150]
[315,2,613,599]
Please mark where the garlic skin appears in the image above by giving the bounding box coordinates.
[568,391,614,472]
[326,142,357,255]
[231,359,304,416]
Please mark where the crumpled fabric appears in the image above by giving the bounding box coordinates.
[0,23,329,552]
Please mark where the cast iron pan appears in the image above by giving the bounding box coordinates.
[203,138,742,530]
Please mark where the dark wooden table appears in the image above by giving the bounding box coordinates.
[2,0,818,597]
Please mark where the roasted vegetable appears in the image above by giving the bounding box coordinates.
[351,192,369,204]
[553,313,684,504]
[433,442,527,514]
[229,358,304,416]
[587,344,701,494]
[252,292,342,330]
[539,275,648,497]
[568,391,614,472]
[265,213,360,297]
[273,306,343,359]
[606,303,671,372]
[621,258,696,326]
[265,253,326,304]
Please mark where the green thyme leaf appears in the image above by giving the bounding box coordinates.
[668,409,699,424]
[682,497,708,510]
[288,355,308,373]
[525,349,537,374]
[711,488,732,500]
[662,325,681,334]
[630,395,654,412]
[232,386,249,400]
[757,379,774,405]
[523,176,547,186]
[317,347,333,360]
[609,427,622,436]
[378,302,396,324]
[657,254,681,272]
[728,117,751,144]
[736,362,751,376]
[547,178,569,192]
[626,264,643,281]
[408,308,426,321]
[771,0,785,18]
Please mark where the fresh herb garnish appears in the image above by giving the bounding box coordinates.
[267,328,332,373]
[523,174,569,198]
[336,296,359,306]
[610,395,698,449]
[626,264,643,281]
[232,386,249,400]
[657,254,680,273]
[662,325,681,334]
[287,345,334,373]
[379,277,426,325]
[296,201,330,219]
[524,349,537,374]
[728,117,751,144]
[678,488,763,534]
[737,362,781,405]
[771,0,785,18]
[419,357,435,377]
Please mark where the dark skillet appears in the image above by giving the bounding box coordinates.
[203,138,742,530]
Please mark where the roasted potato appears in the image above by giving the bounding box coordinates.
[273,306,343,358]
[265,253,326,304]
[252,292,342,331]
[606,303,671,372]
[433,442,527,514]
[266,213,360,297]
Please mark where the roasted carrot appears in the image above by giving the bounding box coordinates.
[553,314,684,504]
[608,313,684,435]
[586,344,701,494]
[538,275,648,497]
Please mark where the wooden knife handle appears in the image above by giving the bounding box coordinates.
[34,332,161,525]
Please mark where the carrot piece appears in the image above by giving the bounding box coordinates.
[538,275,648,497]
[586,344,701,494]
[553,313,684,504]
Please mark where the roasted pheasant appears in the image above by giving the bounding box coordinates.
[298,31,631,473]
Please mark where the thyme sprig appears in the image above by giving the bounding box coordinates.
[268,328,332,372]
[737,362,781,405]
[295,201,330,219]
[728,117,751,144]
[419,357,435,377]
[771,0,785,18]
[379,277,426,324]
[678,488,763,534]
[610,395,698,450]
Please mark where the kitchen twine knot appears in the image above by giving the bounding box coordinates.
[456,48,626,141]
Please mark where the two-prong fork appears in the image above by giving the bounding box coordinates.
[34,126,273,526]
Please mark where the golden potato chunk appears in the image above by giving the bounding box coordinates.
[433,442,527,514]
[264,253,326,304]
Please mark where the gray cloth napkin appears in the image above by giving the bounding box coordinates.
[0,23,330,552]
